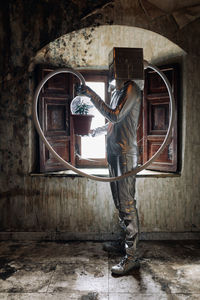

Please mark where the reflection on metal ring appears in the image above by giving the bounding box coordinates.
[33,64,175,182]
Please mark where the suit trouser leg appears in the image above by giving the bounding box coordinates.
[108,154,140,257]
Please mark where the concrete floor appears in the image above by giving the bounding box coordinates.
[0,240,200,299]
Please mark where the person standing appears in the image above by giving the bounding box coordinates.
[77,48,143,275]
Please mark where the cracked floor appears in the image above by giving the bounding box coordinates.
[0,240,200,299]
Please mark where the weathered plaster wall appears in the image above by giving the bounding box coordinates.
[0,0,200,239]
[34,25,184,68]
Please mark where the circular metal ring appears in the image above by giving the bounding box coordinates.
[33,64,175,182]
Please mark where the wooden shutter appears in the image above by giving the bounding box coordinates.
[38,67,75,172]
[137,99,144,166]
[143,64,178,172]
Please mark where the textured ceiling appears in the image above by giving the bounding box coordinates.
[141,0,200,28]
[148,0,200,12]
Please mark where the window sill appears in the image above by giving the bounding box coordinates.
[30,169,180,178]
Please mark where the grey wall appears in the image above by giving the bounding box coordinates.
[0,0,199,240]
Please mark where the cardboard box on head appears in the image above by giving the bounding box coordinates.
[109,47,144,89]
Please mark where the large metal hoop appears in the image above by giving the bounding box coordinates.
[33,63,175,182]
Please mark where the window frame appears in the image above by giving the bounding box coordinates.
[36,64,178,174]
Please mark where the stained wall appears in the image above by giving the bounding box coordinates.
[0,0,200,239]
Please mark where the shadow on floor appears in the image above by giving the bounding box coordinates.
[0,240,200,299]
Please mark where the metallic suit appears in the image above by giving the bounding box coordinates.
[78,80,142,258]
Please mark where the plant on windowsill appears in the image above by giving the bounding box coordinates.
[71,96,94,136]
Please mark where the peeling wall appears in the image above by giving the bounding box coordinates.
[0,0,200,239]
[34,25,184,68]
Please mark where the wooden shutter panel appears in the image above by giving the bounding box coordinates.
[38,67,75,172]
[143,64,178,172]
[137,102,144,166]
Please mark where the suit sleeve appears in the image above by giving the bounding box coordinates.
[85,82,141,123]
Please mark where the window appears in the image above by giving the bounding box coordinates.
[80,82,106,159]
[73,71,109,168]
[36,64,178,173]
[37,67,109,172]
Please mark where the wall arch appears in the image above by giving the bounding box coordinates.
[30,25,194,238]
[33,25,186,69]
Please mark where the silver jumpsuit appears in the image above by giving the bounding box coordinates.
[79,80,142,257]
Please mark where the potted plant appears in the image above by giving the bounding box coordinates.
[71,96,94,136]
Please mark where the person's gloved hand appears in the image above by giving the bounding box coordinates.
[89,129,96,137]
[76,85,94,98]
